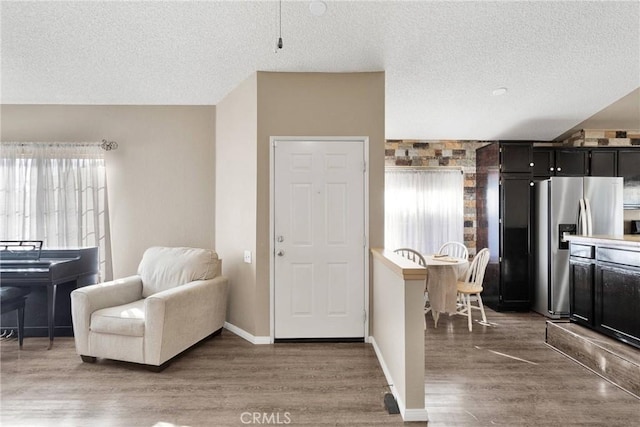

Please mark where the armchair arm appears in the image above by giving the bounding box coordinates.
[144,275,229,365]
[70,275,144,355]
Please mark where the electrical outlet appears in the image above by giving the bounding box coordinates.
[243,250,252,264]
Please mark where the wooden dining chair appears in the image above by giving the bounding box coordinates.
[437,241,469,261]
[393,248,428,328]
[456,248,490,331]
[438,242,469,308]
[393,248,426,267]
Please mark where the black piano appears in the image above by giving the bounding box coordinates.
[0,240,99,348]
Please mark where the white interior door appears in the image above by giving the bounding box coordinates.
[273,139,365,339]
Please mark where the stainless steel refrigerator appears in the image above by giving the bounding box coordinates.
[534,177,623,318]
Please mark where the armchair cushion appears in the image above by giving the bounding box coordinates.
[139,246,220,297]
[90,299,146,337]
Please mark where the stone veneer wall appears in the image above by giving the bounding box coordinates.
[385,140,493,257]
[561,129,640,147]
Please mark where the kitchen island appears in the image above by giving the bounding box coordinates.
[566,235,640,349]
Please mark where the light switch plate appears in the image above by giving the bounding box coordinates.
[243,250,252,264]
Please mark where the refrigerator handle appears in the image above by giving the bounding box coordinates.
[578,199,587,235]
[584,198,593,236]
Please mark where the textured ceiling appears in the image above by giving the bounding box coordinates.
[2,1,639,141]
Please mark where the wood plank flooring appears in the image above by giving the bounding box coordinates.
[1,309,638,426]
[423,310,639,426]
[546,320,640,397]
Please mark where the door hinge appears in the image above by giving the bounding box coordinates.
[363,161,367,172]
[363,234,367,248]
[363,309,367,323]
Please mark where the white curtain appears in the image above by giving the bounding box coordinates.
[0,142,112,281]
[385,168,464,255]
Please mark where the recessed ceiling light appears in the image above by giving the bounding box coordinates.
[309,1,327,16]
[492,87,508,96]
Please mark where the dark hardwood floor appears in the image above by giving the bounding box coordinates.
[1,309,638,426]
[423,310,639,426]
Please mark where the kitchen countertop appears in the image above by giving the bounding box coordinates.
[565,234,640,249]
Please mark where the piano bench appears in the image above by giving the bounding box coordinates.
[0,287,31,348]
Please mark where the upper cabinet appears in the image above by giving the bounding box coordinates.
[501,142,533,173]
[532,148,554,177]
[532,148,588,178]
[618,150,640,178]
[618,150,640,208]
[589,150,617,176]
[532,146,640,207]
[555,149,589,176]
[532,147,639,179]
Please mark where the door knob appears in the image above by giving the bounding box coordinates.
[277,250,285,256]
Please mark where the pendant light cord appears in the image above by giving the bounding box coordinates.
[279,0,282,38]
[277,0,283,50]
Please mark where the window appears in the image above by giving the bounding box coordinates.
[385,168,464,255]
[0,142,112,280]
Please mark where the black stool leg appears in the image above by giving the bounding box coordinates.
[47,285,57,350]
[17,302,25,349]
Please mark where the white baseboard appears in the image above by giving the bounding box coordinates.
[369,336,394,391]
[369,336,429,422]
[402,407,430,422]
[224,322,272,345]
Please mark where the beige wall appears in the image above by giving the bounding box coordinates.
[215,71,385,338]
[214,75,259,334]
[3,72,385,338]
[256,71,385,337]
[1,105,216,277]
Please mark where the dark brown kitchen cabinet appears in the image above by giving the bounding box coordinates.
[618,150,640,177]
[533,148,554,178]
[596,262,640,348]
[590,150,617,176]
[569,238,640,349]
[554,149,589,176]
[500,176,533,307]
[500,142,534,173]
[569,245,595,326]
[477,142,533,311]
[532,148,588,178]
[618,150,640,207]
[570,260,595,325]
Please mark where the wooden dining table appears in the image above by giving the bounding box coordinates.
[423,254,469,327]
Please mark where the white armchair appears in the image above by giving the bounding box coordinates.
[71,247,229,371]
